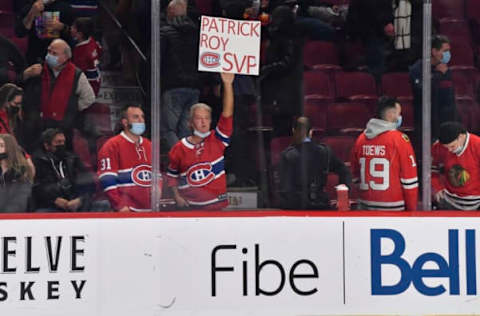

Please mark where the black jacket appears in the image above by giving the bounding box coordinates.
[0,167,32,213]
[160,16,200,91]
[261,27,304,117]
[409,59,458,141]
[279,141,352,209]
[32,149,95,210]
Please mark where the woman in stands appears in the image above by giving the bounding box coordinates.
[0,134,34,212]
[0,83,27,147]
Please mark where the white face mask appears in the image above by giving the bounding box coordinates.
[452,145,463,155]
[395,115,403,129]
[193,129,211,138]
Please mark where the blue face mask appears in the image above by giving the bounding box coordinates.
[441,50,451,64]
[396,115,403,129]
[193,129,211,138]
[45,53,59,68]
[130,122,145,136]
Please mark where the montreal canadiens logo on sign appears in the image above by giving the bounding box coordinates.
[132,164,152,187]
[200,52,221,68]
[186,162,215,187]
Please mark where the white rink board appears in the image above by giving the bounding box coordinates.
[0,216,480,315]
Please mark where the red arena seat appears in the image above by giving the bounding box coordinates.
[432,0,465,21]
[304,41,341,71]
[381,72,413,101]
[326,102,371,135]
[304,70,335,104]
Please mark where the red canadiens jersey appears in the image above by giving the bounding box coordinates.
[351,130,418,211]
[98,132,161,212]
[167,115,233,209]
[73,37,102,95]
[432,133,480,210]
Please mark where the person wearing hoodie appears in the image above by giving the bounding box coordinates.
[351,96,419,211]
[160,0,200,150]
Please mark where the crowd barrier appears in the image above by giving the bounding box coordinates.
[0,210,479,316]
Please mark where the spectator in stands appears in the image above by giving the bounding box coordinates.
[285,0,336,40]
[261,0,337,40]
[304,2,347,27]
[32,128,95,212]
[279,116,351,209]
[0,134,34,213]
[261,5,304,136]
[387,0,423,72]
[346,0,395,78]
[432,122,480,210]
[0,34,26,86]
[160,0,200,150]
[22,38,95,151]
[15,0,74,65]
[0,84,27,148]
[167,73,234,209]
[98,105,160,212]
[71,17,102,96]
[161,0,200,22]
[351,96,418,211]
[410,35,458,144]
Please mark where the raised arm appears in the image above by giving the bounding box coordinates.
[220,72,235,118]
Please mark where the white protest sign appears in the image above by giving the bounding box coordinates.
[198,16,261,76]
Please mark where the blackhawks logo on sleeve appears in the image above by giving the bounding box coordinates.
[448,164,470,187]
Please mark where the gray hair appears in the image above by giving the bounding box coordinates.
[51,39,72,59]
[189,103,212,121]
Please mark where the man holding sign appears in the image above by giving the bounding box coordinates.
[166,73,235,209]
[198,15,261,75]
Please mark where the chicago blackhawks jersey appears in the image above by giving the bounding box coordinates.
[432,133,480,210]
[73,37,102,95]
[167,115,232,209]
[98,132,160,212]
[351,123,418,211]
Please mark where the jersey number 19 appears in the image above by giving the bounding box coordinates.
[359,157,389,191]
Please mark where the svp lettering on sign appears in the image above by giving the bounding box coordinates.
[198,16,261,75]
